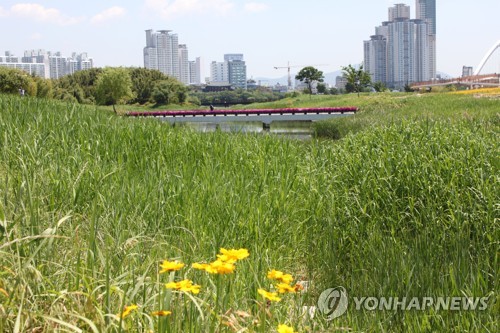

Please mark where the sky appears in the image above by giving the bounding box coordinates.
[1,0,499,81]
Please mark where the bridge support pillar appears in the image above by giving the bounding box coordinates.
[263,122,271,132]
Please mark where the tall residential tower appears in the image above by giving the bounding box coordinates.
[363,1,436,89]
[416,0,436,80]
[210,54,247,89]
[144,29,179,80]
[144,29,201,84]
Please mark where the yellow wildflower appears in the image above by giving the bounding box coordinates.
[217,248,249,262]
[117,304,138,319]
[165,279,201,294]
[278,324,297,333]
[267,270,294,284]
[209,259,236,274]
[152,310,172,317]
[193,260,235,274]
[276,283,296,294]
[192,262,212,271]
[257,288,281,302]
[159,260,185,273]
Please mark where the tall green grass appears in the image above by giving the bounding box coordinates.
[0,93,498,332]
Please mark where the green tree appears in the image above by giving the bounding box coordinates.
[295,66,324,94]
[0,67,36,96]
[55,68,103,103]
[317,82,327,94]
[342,64,371,96]
[33,76,53,98]
[129,68,169,104]
[329,87,339,95]
[151,77,187,105]
[373,81,387,93]
[95,67,134,112]
[404,83,414,93]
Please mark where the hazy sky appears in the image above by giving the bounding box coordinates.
[1,0,499,79]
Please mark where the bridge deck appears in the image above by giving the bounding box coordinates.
[127,107,357,117]
[127,107,358,125]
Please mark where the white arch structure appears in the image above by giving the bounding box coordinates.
[474,40,500,75]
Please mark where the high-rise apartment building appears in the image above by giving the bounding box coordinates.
[224,54,244,62]
[0,50,93,79]
[178,44,190,85]
[210,61,229,83]
[144,29,202,84]
[49,52,67,79]
[388,3,410,21]
[144,29,180,80]
[194,57,204,85]
[363,1,436,89]
[0,51,46,77]
[416,0,436,34]
[228,60,247,89]
[386,18,429,87]
[210,54,247,89]
[416,0,436,80]
[225,54,247,89]
[462,66,473,77]
[364,35,387,84]
[188,61,197,85]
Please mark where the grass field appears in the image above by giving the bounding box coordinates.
[0,92,498,332]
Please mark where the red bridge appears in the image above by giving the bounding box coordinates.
[126,107,358,125]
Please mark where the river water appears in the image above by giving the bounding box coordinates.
[180,121,313,140]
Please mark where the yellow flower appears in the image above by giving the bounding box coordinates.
[152,310,172,317]
[217,248,250,262]
[117,304,138,319]
[165,279,201,294]
[257,288,281,302]
[267,270,294,284]
[159,260,185,273]
[277,324,297,333]
[276,283,296,294]
[209,259,236,274]
[192,262,211,271]
[193,260,235,274]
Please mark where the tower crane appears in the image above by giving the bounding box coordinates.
[274,62,329,91]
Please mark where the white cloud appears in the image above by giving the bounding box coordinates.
[145,0,234,18]
[244,2,268,13]
[10,3,84,26]
[0,6,7,17]
[91,6,126,25]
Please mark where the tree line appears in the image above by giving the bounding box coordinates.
[0,67,189,106]
[1,64,388,110]
[0,67,286,109]
[294,65,385,95]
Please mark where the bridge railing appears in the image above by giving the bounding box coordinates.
[411,73,499,87]
[127,107,358,118]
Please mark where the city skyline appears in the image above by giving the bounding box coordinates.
[0,50,93,79]
[0,0,499,79]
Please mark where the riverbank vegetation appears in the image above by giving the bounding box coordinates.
[0,92,497,332]
[0,67,285,110]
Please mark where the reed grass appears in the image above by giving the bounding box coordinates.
[0,93,497,332]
